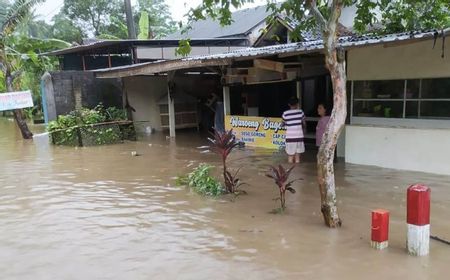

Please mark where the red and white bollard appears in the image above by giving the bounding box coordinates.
[371,209,389,250]
[407,184,431,256]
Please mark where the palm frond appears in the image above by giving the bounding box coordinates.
[1,0,44,37]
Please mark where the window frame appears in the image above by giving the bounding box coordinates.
[350,78,450,123]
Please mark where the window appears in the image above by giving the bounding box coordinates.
[351,78,450,120]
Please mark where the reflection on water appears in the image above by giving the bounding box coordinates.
[0,118,449,279]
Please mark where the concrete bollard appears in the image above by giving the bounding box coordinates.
[371,209,389,250]
[407,184,431,256]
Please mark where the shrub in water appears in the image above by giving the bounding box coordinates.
[266,165,299,212]
[47,105,129,146]
[208,129,244,194]
[177,163,225,197]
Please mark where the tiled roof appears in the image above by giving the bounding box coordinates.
[164,5,271,39]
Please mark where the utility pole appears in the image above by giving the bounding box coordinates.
[124,0,136,39]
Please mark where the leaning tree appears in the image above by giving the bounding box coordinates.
[1,0,44,139]
[183,0,449,227]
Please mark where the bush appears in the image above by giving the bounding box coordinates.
[47,105,131,146]
[177,163,225,197]
[105,106,127,121]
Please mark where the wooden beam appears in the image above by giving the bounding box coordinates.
[96,58,232,79]
[254,58,284,73]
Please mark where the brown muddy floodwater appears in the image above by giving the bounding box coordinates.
[0,117,449,280]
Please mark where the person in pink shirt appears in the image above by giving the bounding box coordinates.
[316,104,330,147]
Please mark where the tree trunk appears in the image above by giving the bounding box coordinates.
[12,109,33,139]
[5,68,33,139]
[317,52,346,227]
[314,0,345,228]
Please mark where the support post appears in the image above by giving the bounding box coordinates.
[41,72,57,123]
[167,72,176,138]
[296,80,302,102]
[223,86,230,116]
[407,184,430,256]
[371,209,389,250]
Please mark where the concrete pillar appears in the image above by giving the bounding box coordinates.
[167,71,176,138]
[223,86,230,115]
[407,184,430,256]
[41,72,56,123]
[168,87,176,138]
[371,209,389,250]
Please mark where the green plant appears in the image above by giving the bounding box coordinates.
[54,114,77,129]
[76,108,106,124]
[208,128,244,194]
[177,163,225,197]
[105,106,127,121]
[266,165,299,213]
[46,105,132,146]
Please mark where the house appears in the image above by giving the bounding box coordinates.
[93,27,450,176]
[41,6,273,124]
[164,5,271,45]
[42,5,450,176]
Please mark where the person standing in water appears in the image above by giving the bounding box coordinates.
[282,97,306,163]
[316,103,330,148]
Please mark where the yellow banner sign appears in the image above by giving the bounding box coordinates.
[225,115,286,149]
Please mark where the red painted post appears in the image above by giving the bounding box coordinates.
[407,184,431,256]
[371,209,389,250]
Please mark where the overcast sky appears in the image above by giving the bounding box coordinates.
[35,0,267,23]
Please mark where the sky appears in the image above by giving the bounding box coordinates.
[35,0,267,23]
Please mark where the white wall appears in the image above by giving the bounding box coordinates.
[347,38,450,80]
[345,125,450,175]
[136,46,247,60]
[123,76,167,134]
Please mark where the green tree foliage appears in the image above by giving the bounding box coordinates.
[8,8,84,44]
[135,0,177,39]
[0,0,45,138]
[354,0,450,34]
[5,35,69,113]
[1,0,69,113]
[51,13,85,43]
[0,71,5,92]
[62,0,119,36]
[61,0,177,39]
[138,11,149,39]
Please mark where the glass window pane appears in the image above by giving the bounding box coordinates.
[406,79,420,99]
[405,101,418,119]
[354,80,404,99]
[353,101,403,118]
[421,78,450,99]
[420,101,450,119]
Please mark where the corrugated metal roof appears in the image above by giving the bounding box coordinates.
[42,38,249,56]
[95,28,450,78]
[164,5,271,40]
[184,28,450,61]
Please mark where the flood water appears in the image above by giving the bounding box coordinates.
[1,117,449,279]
